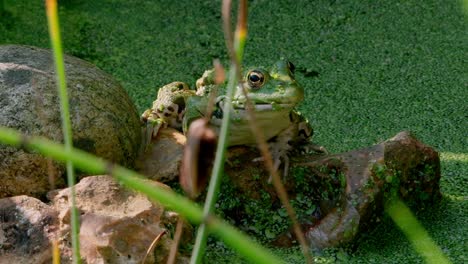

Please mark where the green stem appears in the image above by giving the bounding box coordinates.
[45,0,80,262]
[0,127,281,264]
[190,1,248,262]
[190,66,238,264]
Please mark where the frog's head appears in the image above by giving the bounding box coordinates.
[232,59,304,111]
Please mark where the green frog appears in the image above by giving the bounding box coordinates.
[141,59,326,179]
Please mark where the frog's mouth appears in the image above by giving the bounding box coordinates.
[232,103,295,111]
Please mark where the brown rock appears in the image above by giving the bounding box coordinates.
[135,128,186,182]
[49,175,190,263]
[0,45,141,198]
[301,131,441,249]
[222,131,441,249]
[0,176,190,263]
[0,195,58,264]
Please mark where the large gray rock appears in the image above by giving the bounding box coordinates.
[0,45,141,198]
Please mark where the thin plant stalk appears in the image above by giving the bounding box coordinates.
[190,1,247,263]
[239,86,313,263]
[167,219,184,264]
[45,0,80,262]
[190,63,239,264]
[0,127,282,264]
[142,230,167,264]
[219,0,312,261]
[52,239,60,264]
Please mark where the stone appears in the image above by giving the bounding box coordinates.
[0,45,141,198]
[0,130,442,260]
[135,128,186,182]
[301,131,441,249]
[222,131,441,249]
[49,175,190,263]
[0,176,191,263]
[0,195,58,264]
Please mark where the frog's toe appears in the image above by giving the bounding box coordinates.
[266,151,290,183]
[282,155,290,180]
[303,143,329,155]
[252,156,264,163]
[318,146,329,155]
[149,119,164,137]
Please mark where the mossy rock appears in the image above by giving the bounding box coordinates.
[219,131,441,249]
[0,45,141,198]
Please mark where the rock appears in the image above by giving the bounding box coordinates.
[0,45,141,198]
[135,128,186,182]
[302,131,441,249]
[222,131,441,249]
[0,195,58,264]
[49,175,190,263]
[0,176,190,263]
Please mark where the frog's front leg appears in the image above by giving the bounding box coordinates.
[252,124,295,182]
[261,111,328,182]
[140,103,181,151]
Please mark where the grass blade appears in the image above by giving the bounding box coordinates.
[45,0,80,262]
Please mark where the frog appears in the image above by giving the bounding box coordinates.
[141,59,327,180]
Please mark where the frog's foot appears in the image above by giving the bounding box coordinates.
[252,154,284,183]
[252,147,291,183]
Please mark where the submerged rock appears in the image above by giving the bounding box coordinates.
[0,45,141,198]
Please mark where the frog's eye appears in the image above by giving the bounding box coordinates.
[287,61,295,74]
[247,70,265,88]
